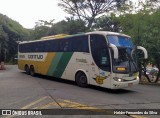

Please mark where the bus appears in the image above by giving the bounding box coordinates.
[18,31,148,89]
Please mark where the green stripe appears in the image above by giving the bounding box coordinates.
[47,53,63,76]
[53,52,73,78]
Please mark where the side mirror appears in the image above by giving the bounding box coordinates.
[137,46,148,59]
[109,44,118,59]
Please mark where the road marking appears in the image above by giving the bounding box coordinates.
[129,115,148,118]
[21,96,49,109]
[4,98,148,118]
[62,100,98,109]
[5,96,49,118]
[37,99,148,118]
[4,96,34,108]
[33,102,59,109]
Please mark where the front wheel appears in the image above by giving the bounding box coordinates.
[75,72,88,87]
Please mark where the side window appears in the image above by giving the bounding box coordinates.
[64,39,72,52]
[90,34,110,71]
[58,38,71,52]
[43,40,60,52]
[72,35,89,52]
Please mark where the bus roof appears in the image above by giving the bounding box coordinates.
[19,31,131,44]
[86,31,131,38]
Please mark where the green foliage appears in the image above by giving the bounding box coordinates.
[0,14,29,38]
[118,10,160,64]
[30,26,50,40]
[93,14,120,32]
[0,14,30,62]
[48,18,87,35]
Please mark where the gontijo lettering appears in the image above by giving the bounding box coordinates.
[28,55,43,59]
[19,55,25,58]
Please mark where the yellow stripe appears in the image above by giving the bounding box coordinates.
[40,52,55,74]
[21,96,48,109]
[130,115,148,118]
[62,100,97,109]
[6,96,49,118]
[33,102,59,109]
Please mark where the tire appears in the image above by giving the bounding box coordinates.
[75,72,88,87]
[30,66,35,76]
[25,65,30,75]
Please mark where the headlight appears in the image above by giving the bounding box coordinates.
[113,77,123,82]
[118,78,122,82]
[136,76,139,80]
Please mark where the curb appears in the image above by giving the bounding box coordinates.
[139,82,160,86]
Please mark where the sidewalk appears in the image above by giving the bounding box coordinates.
[140,79,160,86]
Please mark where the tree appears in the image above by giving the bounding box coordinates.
[31,26,50,40]
[0,25,8,61]
[30,20,54,40]
[0,14,30,62]
[93,13,121,32]
[141,10,160,83]
[58,0,126,29]
[48,18,87,35]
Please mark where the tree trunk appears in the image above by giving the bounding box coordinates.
[154,55,160,83]
[142,63,151,83]
[87,17,95,29]
[154,67,160,83]
[143,68,151,83]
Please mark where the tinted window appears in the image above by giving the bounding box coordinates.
[72,36,89,52]
[19,35,89,53]
[90,34,110,71]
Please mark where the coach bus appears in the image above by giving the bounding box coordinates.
[18,31,148,89]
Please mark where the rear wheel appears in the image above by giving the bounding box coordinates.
[30,66,35,76]
[75,72,88,87]
[25,65,30,75]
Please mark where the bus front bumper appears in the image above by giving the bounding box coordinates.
[111,78,139,89]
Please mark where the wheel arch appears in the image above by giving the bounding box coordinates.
[24,64,29,69]
[75,69,89,84]
[30,65,34,68]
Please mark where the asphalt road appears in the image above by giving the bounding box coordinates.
[0,65,160,118]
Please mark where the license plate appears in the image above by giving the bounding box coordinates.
[128,83,133,87]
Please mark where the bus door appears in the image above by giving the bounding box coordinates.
[89,34,111,86]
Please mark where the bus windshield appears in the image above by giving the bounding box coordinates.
[107,35,137,74]
[107,35,133,48]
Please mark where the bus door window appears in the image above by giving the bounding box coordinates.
[90,34,110,71]
[99,48,110,71]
